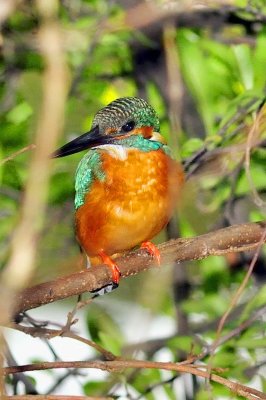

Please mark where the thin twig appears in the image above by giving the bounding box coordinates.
[0,145,36,166]
[10,324,116,361]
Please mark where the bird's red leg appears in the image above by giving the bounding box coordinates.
[99,251,121,285]
[140,241,161,265]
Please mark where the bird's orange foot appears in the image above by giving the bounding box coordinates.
[99,251,121,285]
[141,241,161,265]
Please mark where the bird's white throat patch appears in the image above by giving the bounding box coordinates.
[96,144,129,161]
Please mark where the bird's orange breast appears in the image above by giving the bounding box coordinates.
[75,148,184,257]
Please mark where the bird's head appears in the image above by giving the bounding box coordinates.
[53,97,165,158]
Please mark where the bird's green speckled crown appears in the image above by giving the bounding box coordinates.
[92,97,160,133]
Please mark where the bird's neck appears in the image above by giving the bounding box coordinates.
[115,134,164,152]
[94,135,173,160]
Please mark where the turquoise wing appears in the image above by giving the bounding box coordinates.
[74,150,105,209]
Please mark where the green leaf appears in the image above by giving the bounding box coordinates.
[196,389,214,400]
[253,32,266,89]
[167,336,201,354]
[181,138,204,158]
[133,368,161,394]
[83,380,106,396]
[211,349,239,368]
[241,285,266,320]
[86,306,123,355]
[236,337,266,349]
[6,101,32,125]
[233,45,254,90]
[164,382,176,400]
[98,331,122,355]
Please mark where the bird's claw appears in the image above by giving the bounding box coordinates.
[99,251,121,285]
[141,241,161,265]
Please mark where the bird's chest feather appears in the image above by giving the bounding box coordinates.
[89,147,180,207]
[75,147,184,255]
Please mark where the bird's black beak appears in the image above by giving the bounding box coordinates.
[52,126,115,158]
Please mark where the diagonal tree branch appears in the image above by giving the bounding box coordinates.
[3,358,266,400]
[13,221,266,315]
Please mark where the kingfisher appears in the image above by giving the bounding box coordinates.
[53,97,184,290]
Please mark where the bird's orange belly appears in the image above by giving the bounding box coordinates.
[75,149,184,257]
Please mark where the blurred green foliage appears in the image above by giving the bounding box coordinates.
[1,1,266,398]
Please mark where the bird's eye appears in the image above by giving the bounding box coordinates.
[121,120,135,133]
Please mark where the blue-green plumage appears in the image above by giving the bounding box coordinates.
[75,151,105,209]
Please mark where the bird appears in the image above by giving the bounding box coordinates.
[53,97,184,290]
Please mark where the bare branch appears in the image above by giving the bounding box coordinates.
[3,358,266,400]
[13,221,266,315]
